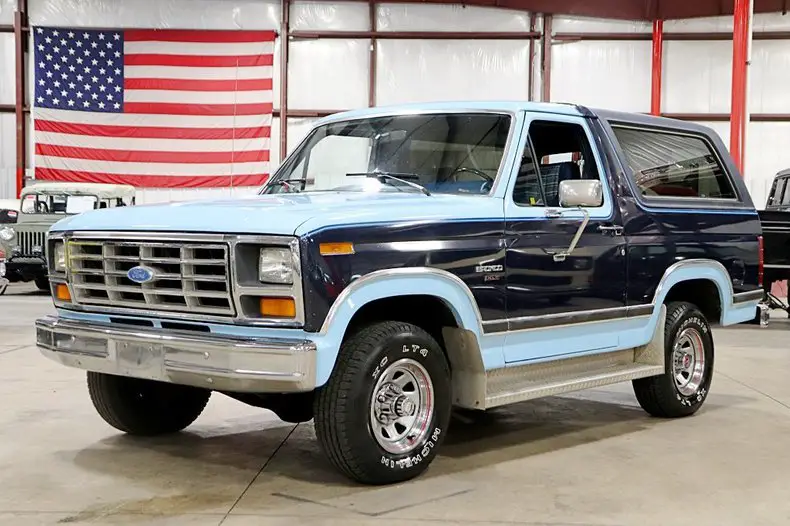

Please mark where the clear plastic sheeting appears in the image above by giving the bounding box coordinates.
[551,41,651,112]
[28,0,280,29]
[0,114,14,199]
[376,40,530,105]
[664,12,790,32]
[290,1,370,31]
[0,0,14,25]
[749,42,790,113]
[745,123,790,207]
[0,33,13,105]
[552,15,650,34]
[664,41,732,114]
[377,3,530,32]
[288,39,370,110]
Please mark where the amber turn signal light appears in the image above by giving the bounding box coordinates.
[55,283,71,302]
[259,297,296,318]
[319,242,355,256]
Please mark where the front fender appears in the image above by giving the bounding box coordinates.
[313,267,485,385]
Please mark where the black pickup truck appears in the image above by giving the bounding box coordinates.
[759,169,790,314]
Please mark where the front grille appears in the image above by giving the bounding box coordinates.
[67,239,234,316]
[17,230,47,256]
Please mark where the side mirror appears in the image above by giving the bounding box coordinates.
[559,180,603,208]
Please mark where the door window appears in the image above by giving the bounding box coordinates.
[512,120,603,207]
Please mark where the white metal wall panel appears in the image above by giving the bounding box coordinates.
[377,4,530,32]
[552,15,650,33]
[550,40,651,112]
[663,41,732,113]
[0,0,13,25]
[664,13,790,32]
[0,33,13,106]
[288,39,370,110]
[0,113,15,199]
[749,41,790,113]
[28,0,280,29]
[744,123,790,207]
[291,1,369,31]
[376,39,530,105]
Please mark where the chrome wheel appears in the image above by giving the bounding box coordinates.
[672,327,706,396]
[369,358,435,454]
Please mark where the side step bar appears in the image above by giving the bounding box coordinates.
[448,305,667,410]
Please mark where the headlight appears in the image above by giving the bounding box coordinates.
[53,241,66,272]
[258,247,294,284]
[0,227,14,242]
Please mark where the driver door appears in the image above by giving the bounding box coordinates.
[501,114,627,364]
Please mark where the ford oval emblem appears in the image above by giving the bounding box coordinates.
[127,265,155,284]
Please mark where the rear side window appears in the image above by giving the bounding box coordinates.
[612,126,737,200]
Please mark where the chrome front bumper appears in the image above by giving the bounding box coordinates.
[35,315,317,393]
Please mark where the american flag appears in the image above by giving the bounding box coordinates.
[32,27,275,188]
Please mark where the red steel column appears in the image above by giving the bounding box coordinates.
[14,1,26,197]
[730,0,752,175]
[650,20,663,116]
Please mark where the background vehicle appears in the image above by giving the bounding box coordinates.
[0,199,20,225]
[35,102,763,485]
[757,169,790,316]
[0,182,135,291]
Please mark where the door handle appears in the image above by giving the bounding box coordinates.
[598,224,624,236]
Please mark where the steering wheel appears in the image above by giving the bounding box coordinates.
[448,167,494,183]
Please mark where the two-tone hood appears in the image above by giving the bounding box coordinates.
[49,191,504,237]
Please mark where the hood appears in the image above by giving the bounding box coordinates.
[49,191,503,237]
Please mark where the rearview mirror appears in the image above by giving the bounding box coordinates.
[559,180,603,208]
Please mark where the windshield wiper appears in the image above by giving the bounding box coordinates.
[346,171,431,196]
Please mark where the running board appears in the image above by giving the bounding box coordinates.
[446,305,667,410]
[484,356,664,408]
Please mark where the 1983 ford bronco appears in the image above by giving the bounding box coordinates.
[35,101,764,485]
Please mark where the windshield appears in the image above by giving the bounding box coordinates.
[261,112,512,196]
[22,193,98,215]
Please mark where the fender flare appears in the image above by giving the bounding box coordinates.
[314,267,485,385]
[649,258,757,325]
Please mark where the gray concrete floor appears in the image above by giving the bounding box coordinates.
[2,282,790,525]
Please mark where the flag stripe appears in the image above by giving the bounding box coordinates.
[124,65,273,80]
[35,108,269,128]
[124,102,273,116]
[124,77,273,92]
[124,89,273,104]
[36,168,269,188]
[125,29,277,44]
[36,132,267,152]
[124,40,274,56]
[34,119,271,140]
[36,156,270,176]
[124,53,274,68]
[36,144,270,163]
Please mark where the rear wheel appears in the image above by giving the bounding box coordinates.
[632,301,714,418]
[87,372,211,435]
[314,321,452,485]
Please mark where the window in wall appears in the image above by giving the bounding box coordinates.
[612,126,737,200]
[512,120,602,207]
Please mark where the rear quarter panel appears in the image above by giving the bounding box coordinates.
[591,114,762,309]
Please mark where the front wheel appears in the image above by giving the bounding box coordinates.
[87,372,211,435]
[314,321,452,485]
[632,301,714,418]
